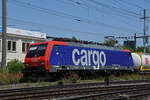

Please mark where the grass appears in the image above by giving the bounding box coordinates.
[1,68,150,87]
[31,73,150,87]
[0,72,150,90]
[0,73,23,85]
[0,64,23,85]
[0,60,24,85]
[110,73,150,81]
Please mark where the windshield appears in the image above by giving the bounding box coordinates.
[26,43,48,58]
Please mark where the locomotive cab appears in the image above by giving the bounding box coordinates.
[24,42,49,74]
[24,41,67,74]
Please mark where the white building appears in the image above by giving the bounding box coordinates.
[0,27,46,63]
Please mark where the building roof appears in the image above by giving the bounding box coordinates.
[0,27,46,40]
[0,32,46,41]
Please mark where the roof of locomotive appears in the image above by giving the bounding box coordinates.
[45,36,124,51]
[29,39,123,51]
[66,41,123,51]
[51,37,123,51]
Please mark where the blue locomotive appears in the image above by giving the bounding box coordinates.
[24,41,135,73]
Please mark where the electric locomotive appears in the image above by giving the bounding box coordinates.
[24,40,134,78]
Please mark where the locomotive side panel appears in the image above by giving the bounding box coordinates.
[50,45,134,72]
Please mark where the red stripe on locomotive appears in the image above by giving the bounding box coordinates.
[24,41,67,72]
[46,41,67,72]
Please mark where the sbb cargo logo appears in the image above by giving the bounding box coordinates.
[72,49,106,69]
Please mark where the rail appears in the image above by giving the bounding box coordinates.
[0,80,150,100]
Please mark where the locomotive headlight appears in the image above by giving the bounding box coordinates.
[40,62,44,65]
[25,63,30,67]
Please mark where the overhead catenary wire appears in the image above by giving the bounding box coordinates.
[108,0,137,16]
[8,0,137,32]
[67,0,140,19]
[4,16,116,36]
[55,0,87,9]
[144,0,150,4]
[66,0,119,17]
[87,0,141,18]
[63,0,139,28]
[115,0,144,9]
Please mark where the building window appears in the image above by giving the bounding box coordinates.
[7,41,16,52]
[27,43,30,51]
[22,43,25,52]
[8,41,11,51]
[22,42,30,53]
[12,42,16,51]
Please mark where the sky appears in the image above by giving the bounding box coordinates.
[1,0,150,46]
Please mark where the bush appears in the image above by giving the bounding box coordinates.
[7,60,24,73]
[0,60,24,84]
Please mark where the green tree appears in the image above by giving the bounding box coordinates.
[135,46,150,53]
[104,39,118,47]
[71,36,77,42]
[136,47,144,52]
[146,46,150,53]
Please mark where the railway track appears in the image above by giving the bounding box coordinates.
[0,80,150,100]
[57,84,150,100]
